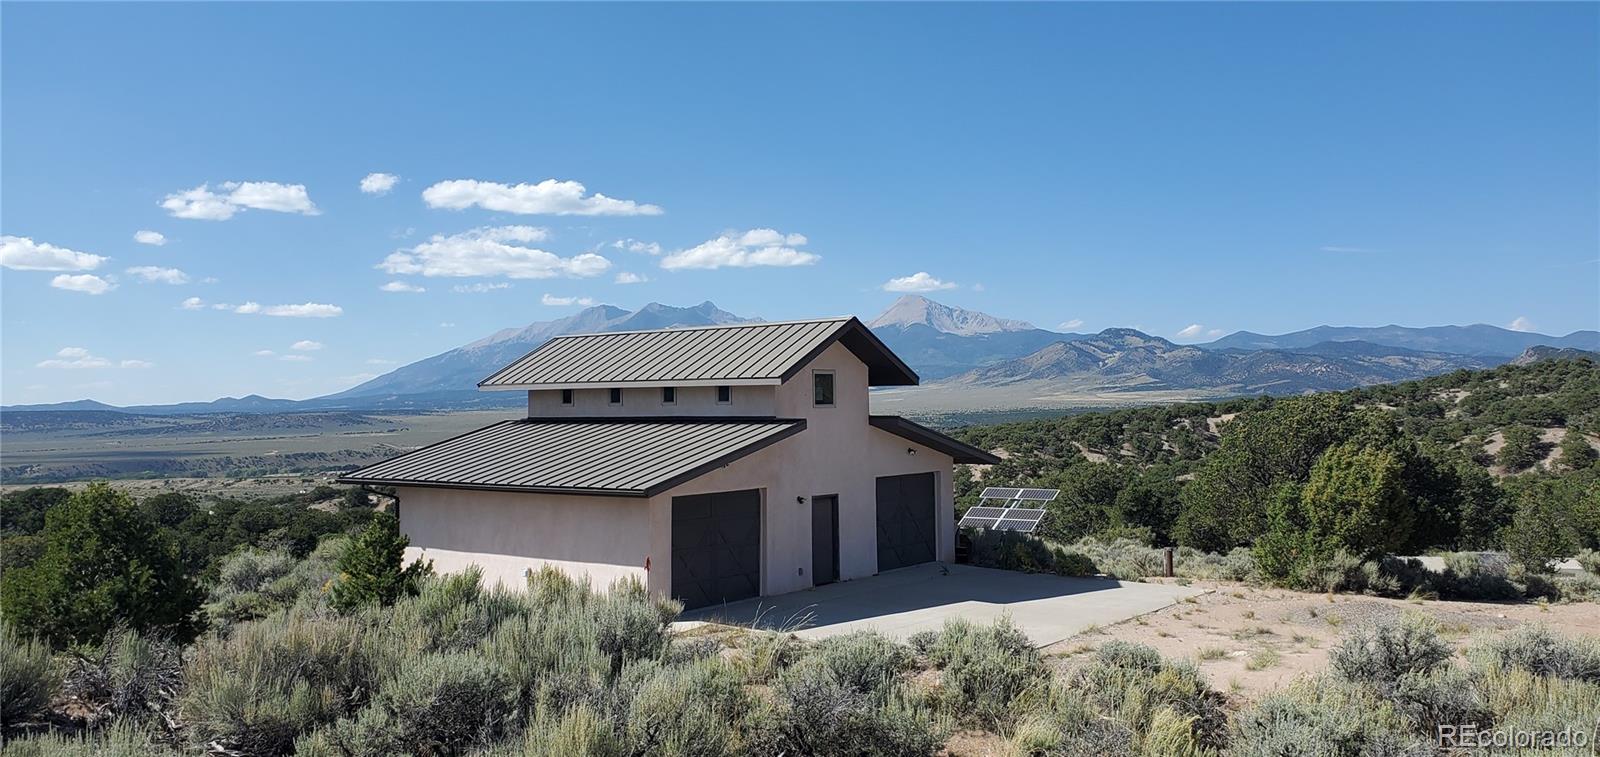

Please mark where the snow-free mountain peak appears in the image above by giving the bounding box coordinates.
[868,295,1036,335]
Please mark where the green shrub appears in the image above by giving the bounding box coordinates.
[2,621,57,729]
[487,702,626,757]
[1328,616,1452,689]
[965,529,1098,576]
[1476,626,1600,683]
[1437,552,1522,600]
[1385,666,1492,736]
[1070,641,1228,753]
[770,664,942,757]
[61,627,182,725]
[1229,679,1429,757]
[325,652,516,755]
[1008,683,1135,756]
[1503,484,1581,573]
[327,512,432,612]
[805,631,911,699]
[206,548,302,626]
[0,720,181,757]
[924,617,1046,728]
[594,577,679,673]
[621,656,753,756]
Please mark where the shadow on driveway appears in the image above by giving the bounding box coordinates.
[677,563,1202,646]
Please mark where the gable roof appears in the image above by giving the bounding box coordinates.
[868,415,1002,465]
[478,317,918,390]
[339,418,805,497]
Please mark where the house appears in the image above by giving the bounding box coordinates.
[339,317,998,609]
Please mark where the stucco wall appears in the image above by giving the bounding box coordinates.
[644,342,954,598]
[527,385,777,417]
[393,486,650,591]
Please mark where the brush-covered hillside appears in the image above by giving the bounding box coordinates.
[952,357,1600,573]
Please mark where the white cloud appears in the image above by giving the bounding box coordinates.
[1175,324,1207,339]
[452,282,511,293]
[36,347,151,370]
[1508,316,1535,332]
[181,296,205,310]
[660,229,818,271]
[1059,319,1085,330]
[1,236,107,271]
[422,178,663,216]
[614,271,648,285]
[51,274,116,295]
[220,301,343,318]
[291,340,324,351]
[541,293,596,307]
[360,172,400,195]
[126,266,190,284]
[133,230,166,246]
[882,271,957,293]
[161,181,319,220]
[379,226,609,279]
[279,354,314,362]
[380,281,426,293]
[613,239,662,255]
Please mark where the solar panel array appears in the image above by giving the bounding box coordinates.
[957,487,1060,533]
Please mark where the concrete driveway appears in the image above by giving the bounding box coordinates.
[676,563,1205,647]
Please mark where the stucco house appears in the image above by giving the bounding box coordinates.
[340,317,998,609]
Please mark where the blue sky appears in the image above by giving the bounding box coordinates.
[2,3,1596,406]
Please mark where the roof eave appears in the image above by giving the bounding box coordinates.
[867,415,1001,465]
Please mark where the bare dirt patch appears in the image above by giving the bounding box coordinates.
[1040,580,1600,703]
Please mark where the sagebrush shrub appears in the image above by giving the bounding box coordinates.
[622,656,751,756]
[771,659,941,757]
[1477,625,1600,683]
[0,720,181,757]
[1071,641,1227,753]
[326,651,516,755]
[1229,679,1429,757]
[1,621,56,728]
[924,617,1045,728]
[807,631,910,699]
[1328,616,1452,689]
[62,626,182,725]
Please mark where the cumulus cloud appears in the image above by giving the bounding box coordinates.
[1,236,107,271]
[380,281,426,293]
[422,179,663,216]
[253,350,277,357]
[1059,319,1085,330]
[161,181,319,220]
[1507,316,1536,332]
[126,266,190,284]
[218,301,343,317]
[181,296,205,310]
[360,172,400,195]
[452,282,511,293]
[660,229,817,271]
[36,347,151,370]
[541,294,596,307]
[882,271,956,293]
[614,271,648,285]
[291,340,324,351]
[51,274,116,295]
[379,226,609,279]
[134,230,167,246]
[613,239,662,255]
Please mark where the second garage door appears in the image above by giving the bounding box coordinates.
[671,489,761,610]
[875,472,937,572]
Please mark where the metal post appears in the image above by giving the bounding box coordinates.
[1164,547,1174,578]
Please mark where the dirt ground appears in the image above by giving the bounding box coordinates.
[1040,579,1600,702]
[0,473,347,500]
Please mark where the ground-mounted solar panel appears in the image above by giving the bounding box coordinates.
[979,487,1023,500]
[957,506,1010,529]
[1016,488,1060,502]
[959,491,1059,534]
[995,518,1041,532]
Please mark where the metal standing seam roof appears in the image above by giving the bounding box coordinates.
[338,418,806,497]
[477,317,918,389]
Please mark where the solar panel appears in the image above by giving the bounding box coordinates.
[961,490,1059,533]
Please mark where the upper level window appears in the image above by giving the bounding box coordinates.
[560,389,574,406]
[716,385,731,404]
[609,388,623,405]
[813,371,835,407]
[662,387,676,405]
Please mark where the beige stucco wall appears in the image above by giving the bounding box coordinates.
[393,486,650,591]
[527,385,777,417]
[401,341,954,601]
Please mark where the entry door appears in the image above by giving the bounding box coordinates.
[811,495,839,586]
[875,473,937,572]
[671,489,761,610]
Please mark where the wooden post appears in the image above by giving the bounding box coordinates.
[1164,547,1174,578]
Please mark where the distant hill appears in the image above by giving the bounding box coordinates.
[868,296,1075,380]
[321,301,752,400]
[1510,345,1600,366]
[1203,324,1599,357]
[868,295,1036,335]
[943,330,1494,394]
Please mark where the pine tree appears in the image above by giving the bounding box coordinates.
[329,511,432,612]
[1558,431,1598,471]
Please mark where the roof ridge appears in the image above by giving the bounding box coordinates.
[546,315,856,340]
[512,416,805,425]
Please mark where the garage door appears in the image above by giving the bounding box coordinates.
[671,489,761,610]
[876,472,937,572]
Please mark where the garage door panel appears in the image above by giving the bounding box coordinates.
[672,489,761,610]
[876,473,937,572]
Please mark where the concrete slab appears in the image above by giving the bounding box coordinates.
[676,563,1205,647]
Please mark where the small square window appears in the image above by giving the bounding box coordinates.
[716,385,731,404]
[609,388,623,405]
[662,387,676,405]
[813,371,835,407]
[560,389,574,405]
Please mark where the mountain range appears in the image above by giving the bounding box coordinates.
[4,295,1594,414]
